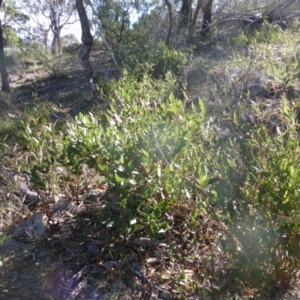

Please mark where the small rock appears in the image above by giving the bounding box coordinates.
[13,212,46,240]
[86,188,105,200]
[158,290,173,300]
[23,189,40,203]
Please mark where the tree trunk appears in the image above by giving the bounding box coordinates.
[201,0,213,34]
[0,8,9,92]
[50,5,62,57]
[187,0,203,43]
[164,0,173,46]
[51,29,61,56]
[76,0,94,80]
[57,29,61,55]
[179,0,192,30]
[51,33,58,56]
[43,29,49,47]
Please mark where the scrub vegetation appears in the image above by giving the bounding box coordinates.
[1,0,300,299]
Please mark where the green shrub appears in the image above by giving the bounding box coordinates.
[5,53,17,65]
[214,99,300,294]
[150,42,188,78]
[230,30,250,47]
[22,76,209,238]
[63,42,81,54]
[230,23,287,48]
[252,22,287,44]
[4,47,22,65]
[120,41,187,79]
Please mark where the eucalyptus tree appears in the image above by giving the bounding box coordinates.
[164,0,208,43]
[0,0,10,92]
[0,0,29,47]
[178,0,192,29]
[164,0,172,45]
[180,0,214,35]
[201,0,213,34]
[21,0,77,56]
[76,0,94,79]
[172,0,204,42]
[89,0,158,61]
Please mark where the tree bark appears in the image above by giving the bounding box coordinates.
[187,0,203,43]
[0,0,9,93]
[76,0,94,80]
[51,29,61,56]
[201,0,213,34]
[50,6,60,56]
[179,0,192,30]
[164,0,172,46]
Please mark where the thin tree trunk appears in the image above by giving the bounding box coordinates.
[0,9,9,92]
[179,0,192,30]
[188,0,192,24]
[51,33,58,56]
[43,29,49,47]
[76,0,94,80]
[164,0,172,46]
[51,29,62,56]
[201,0,213,34]
[187,0,203,43]
[50,6,58,56]
[57,29,61,55]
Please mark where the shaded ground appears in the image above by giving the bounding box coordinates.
[6,48,114,119]
[0,162,227,300]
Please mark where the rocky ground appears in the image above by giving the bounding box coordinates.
[0,163,175,300]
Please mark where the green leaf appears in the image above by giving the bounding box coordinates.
[198,174,207,185]
[141,149,149,157]
[283,102,290,115]
[114,173,124,183]
[198,98,206,122]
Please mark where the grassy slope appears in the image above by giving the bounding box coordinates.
[0,24,300,299]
